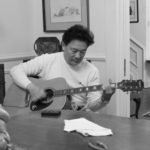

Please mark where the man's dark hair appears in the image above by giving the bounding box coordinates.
[62,24,94,46]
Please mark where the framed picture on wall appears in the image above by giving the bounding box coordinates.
[42,0,89,32]
[130,0,139,23]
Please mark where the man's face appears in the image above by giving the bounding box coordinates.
[63,40,88,66]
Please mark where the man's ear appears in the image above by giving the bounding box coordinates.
[61,41,65,51]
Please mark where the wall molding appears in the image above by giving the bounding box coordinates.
[1,53,106,75]
[130,36,145,51]
[86,56,106,62]
[0,52,36,62]
[0,52,106,62]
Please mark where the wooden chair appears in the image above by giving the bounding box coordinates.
[130,91,143,119]
[34,37,62,56]
[0,64,5,104]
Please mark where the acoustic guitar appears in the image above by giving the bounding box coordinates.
[4,77,144,111]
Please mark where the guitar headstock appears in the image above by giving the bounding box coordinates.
[117,80,144,92]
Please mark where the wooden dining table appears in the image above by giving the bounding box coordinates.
[7,109,150,150]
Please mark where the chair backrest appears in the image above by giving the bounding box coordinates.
[0,64,5,104]
[34,37,62,55]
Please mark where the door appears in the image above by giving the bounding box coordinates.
[130,38,144,117]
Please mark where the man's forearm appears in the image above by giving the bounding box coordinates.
[10,65,31,89]
[87,99,108,112]
[85,92,113,112]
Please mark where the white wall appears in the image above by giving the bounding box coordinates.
[32,0,62,46]
[0,0,107,59]
[0,0,109,82]
[0,0,35,58]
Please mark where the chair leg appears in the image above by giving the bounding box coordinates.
[133,98,141,119]
[0,64,5,105]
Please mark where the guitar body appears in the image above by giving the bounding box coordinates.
[30,77,67,110]
[4,78,68,111]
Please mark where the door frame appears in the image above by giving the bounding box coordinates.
[115,0,130,117]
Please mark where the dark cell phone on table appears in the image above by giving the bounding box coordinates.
[41,109,61,117]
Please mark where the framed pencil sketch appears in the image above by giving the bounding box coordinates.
[42,0,89,32]
[130,0,139,23]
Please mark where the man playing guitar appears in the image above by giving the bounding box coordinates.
[10,24,115,112]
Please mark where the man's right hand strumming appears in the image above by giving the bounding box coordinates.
[26,83,46,102]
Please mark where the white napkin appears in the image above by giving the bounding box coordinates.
[64,117,113,136]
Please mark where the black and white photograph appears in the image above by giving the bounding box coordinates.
[0,0,150,150]
[130,0,139,23]
[43,0,89,32]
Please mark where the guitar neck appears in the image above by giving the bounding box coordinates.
[30,78,143,99]
[53,79,143,96]
[54,84,104,96]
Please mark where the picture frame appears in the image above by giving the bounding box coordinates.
[130,0,139,23]
[42,0,89,32]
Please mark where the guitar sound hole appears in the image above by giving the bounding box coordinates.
[30,89,54,111]
[45,89,54,99]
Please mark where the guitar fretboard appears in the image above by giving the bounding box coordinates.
[53,79,144,96]
[54,84,103,96]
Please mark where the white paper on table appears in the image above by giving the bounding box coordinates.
[64,117,113,136]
